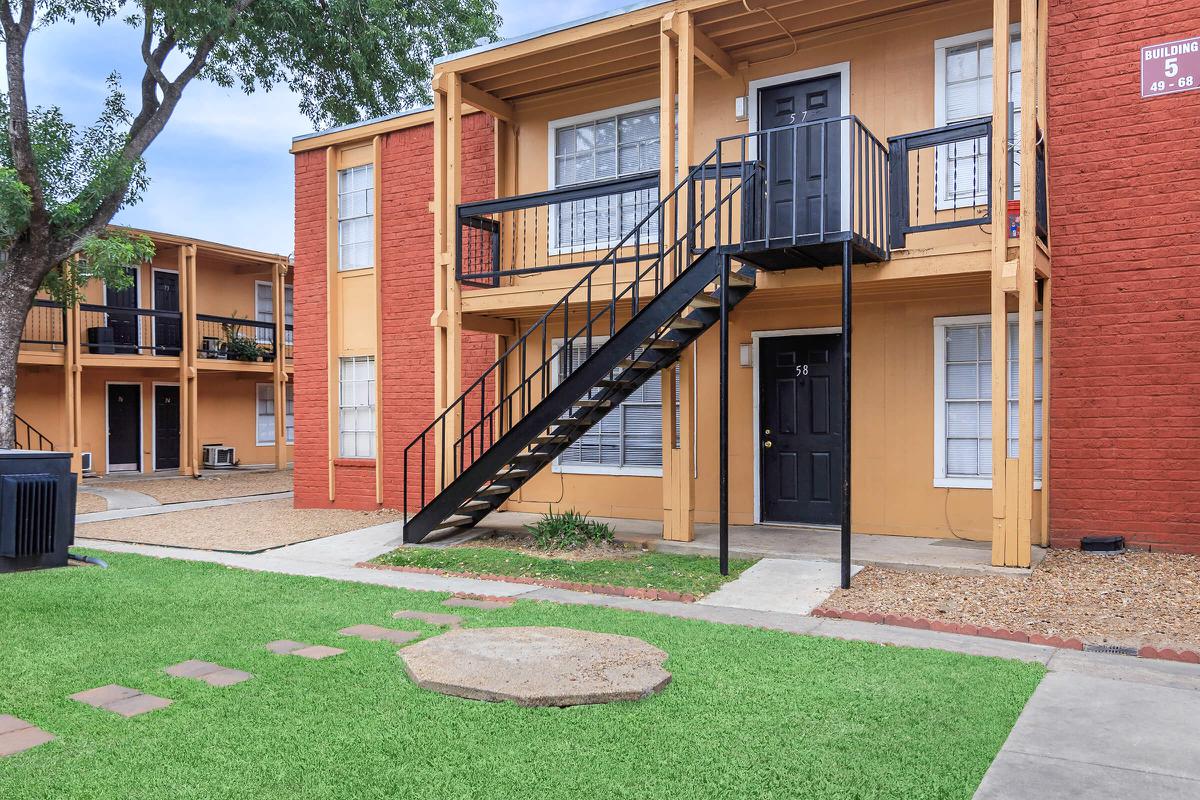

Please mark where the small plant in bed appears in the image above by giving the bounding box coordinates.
[526,509,615,551]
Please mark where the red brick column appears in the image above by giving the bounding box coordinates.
[1048,3,1200,553]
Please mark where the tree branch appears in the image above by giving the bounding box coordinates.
[2,0,48,248]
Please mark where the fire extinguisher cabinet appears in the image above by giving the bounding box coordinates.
[0,450,77,573]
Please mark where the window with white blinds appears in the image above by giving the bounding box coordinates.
[552,337,679,475]
[934,315,1042,487]
[254,281,294,345]
[337,164,374,270]
[550,103,661,252]
[256,383,295,446]
[338,355,375,458]
[934,29,1022,209]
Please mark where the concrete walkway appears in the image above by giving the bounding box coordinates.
[76,491,293,524]
[698,558,862,615]
[79,485,160,511]
[73,523,1200,799]
[469,510,1042,576]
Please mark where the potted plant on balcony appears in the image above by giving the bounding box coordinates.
[221,321,265,362]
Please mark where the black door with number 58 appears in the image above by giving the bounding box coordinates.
[760,333,844,525]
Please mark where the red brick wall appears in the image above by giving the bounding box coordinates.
[293,113,496,511]
[1048,4,1200,553]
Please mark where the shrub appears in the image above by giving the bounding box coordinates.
[525,509,614,551]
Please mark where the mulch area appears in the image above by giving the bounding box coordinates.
[77,499,402,552]
[100,469,293,504]
[819,550,1200,652]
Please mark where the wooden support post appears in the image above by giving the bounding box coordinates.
[177,245,193,476]
[432,80,449,491]
[1037,0,1052,547]
[273,260,289,471]
[1014,0,1039,567]
[989,0,1013,566]
[325,146,339,500]
[372,134,384,502]
[63,280,81,476]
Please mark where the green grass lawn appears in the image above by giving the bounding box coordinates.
[371,545,758,597]
[0,552,1043,800]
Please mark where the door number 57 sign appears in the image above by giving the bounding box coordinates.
[1142,36,1200,98]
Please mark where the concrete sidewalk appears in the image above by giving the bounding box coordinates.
[74,523,1200,799]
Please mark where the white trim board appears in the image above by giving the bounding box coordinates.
[750,326,843,525]
[105,381,144,474]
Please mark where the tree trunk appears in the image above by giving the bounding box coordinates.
[0,254,46,450]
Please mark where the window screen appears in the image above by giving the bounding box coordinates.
[941,318,1042,480]
[554,337,679,472]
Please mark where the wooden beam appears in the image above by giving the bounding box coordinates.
[372,134,384,503]
[274,260,289,472]
[989,0,1012,567]
[461,313,517,337]
[691,24,736,78]
[325,146,339,500]
[177,245,193,476]
[460,80,515,122]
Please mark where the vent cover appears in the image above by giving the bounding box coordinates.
[1082,643,1139,657]
[0,473,59,558]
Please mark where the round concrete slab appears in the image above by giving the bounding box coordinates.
[399,626,671,707]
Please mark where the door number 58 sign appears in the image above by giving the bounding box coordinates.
[1142,36,1200,98]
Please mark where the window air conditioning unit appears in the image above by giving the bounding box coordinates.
[201,336,227,359]
[79,452,94,474]
[202,444,236,469]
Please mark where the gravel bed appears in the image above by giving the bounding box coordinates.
[78,499,402,552]
[98,469,293,504]
[75,492,108,514]
[820,550,1200,651]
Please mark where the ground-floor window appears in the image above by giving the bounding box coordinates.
[338,355,375,458]
[256,382,295,446]
[552,337,678,476]
[933,314,1042,488]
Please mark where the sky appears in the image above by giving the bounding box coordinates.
[22,1,628,256]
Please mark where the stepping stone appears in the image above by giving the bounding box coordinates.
[400,626,672,707]
[290,645,344,660]
[265,640,307,655]
[0,716,55,757]
[164,660,253,687]
[443,597,514,610]
[393,610,463,627]
[339,625,421,645]
[69,685,171,717]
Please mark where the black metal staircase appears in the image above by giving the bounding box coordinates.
[402,115,891,544]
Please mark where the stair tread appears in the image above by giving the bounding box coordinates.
[647,339,681,350]
[477,484,515,496]
[532,435,569,444]
[459,500,492,512]
[689,294,720,308]
[618,359,658,369]
[668,317,704,330]
[576,399,613,407]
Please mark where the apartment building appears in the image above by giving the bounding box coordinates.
[16,228,294,477]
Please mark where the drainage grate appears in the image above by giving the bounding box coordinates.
[1082,643,1139,657]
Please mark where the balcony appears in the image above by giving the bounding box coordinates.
[196,314,293,365]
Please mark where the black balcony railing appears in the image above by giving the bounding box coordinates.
[456,171,660,288]
[887,117,994,250]
[79,303,184,356]
[196,314,290,363]
[20,300,67,350]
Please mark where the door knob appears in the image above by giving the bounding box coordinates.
[764,440,773,448]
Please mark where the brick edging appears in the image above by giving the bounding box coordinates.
[355,561,699,603]
[811,607,1200,664]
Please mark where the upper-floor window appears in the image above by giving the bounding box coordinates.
[934,29,1021,209]
[550,103,661,252]
[338,164,374,270]
[933,314,1042,488]
[254,281,294,345]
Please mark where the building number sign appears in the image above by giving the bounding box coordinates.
[1142,36,1200,98]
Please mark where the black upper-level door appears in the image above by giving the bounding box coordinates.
[760,333,844,525]
[758,74,842,240]
[153,271,182,356]
[106,266,140,353]
[154,384,180,471]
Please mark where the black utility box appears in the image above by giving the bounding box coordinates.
[87,326,115,355]
[0,450,77,573]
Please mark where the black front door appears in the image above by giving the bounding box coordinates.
[107,384,141,472]
[153,271,181,356]
[154,385,180,471]
[759,75,842,240]
[760,334,844,525]
[106,266,139,353]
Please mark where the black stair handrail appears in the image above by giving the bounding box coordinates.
[404,132,762,518]
[402,115,880,523]
[14,414,53,451]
